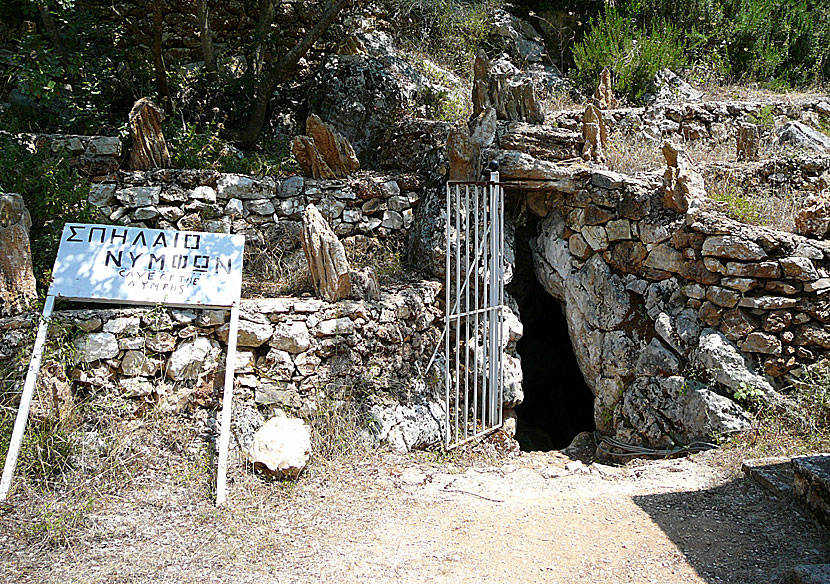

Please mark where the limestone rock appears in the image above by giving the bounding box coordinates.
[74,332,119,363]
[775,121,830,153]
[593,68,618,110]
[368,396,445,452]
[166,336,216,380]
[246,415,311,478]
[662,141,706,214]
[270,321,311,353]
[0,193,36,316]
[447,121,475,181]
[497,150,586,191]
[623,376,751,447]
[301,203,351,302]
[292,114,360,179]
[127,98,170,170]
[695,328,779,400]
[472,51,543,124]
[646,69,702,105]
[216,319,273,347]
[581,104,608,162]
[795,191,830,238]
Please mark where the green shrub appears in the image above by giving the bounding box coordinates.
[0,133,93,289]
[383,0,504,75]
[164,120,296,175]
[572,9,686,102]
[720,0,828,86]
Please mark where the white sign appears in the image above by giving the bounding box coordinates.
[48,223,245,308]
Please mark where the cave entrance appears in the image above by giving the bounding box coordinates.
[510,223,596,452]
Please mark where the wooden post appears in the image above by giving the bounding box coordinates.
[215,302,239,506]
[0,295,55,501]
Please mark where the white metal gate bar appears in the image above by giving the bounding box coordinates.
[444,171,505,448]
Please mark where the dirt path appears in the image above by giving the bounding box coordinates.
[1,449,828,583]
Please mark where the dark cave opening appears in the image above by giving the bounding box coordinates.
[510,222,596,452]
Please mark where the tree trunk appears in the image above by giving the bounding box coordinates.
[237,0,353,150]
[151,0,173,112]
[196,0,217,84]
[36,3,65,59]
[252,0,275,77]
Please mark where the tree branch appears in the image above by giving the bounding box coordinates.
[237,0,355,149]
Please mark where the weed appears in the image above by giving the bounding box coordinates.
[165,119,297,175]
[709,185,763,225]
[26,498,94,548]
[0,133,94,291]
[304,396,368,461]
[748,104,776,129]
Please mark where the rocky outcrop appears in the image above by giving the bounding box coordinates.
[472,52,544,124]
[592,68,618,110]
[776,121,830,153]
[292,114,360,179]
[0,194,36,317]
[127,98,171,170]
[310,54,450,165]
[496,141,830,448]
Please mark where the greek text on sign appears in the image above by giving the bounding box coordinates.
[49,224,245,308]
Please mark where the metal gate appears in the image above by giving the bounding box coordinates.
[443,171,505,448]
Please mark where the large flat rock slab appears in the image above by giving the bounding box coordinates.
[742,457,794,499]
[793,453,830,527]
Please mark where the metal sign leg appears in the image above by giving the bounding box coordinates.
[0,295,55,501]
[215,303,240,506]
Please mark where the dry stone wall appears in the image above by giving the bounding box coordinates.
[0,283,445,452]
[12,133,122,177]
[90,169,424,248]
[499,151,830,449]
[549,99,830,143]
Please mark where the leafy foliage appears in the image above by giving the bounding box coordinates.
[572,9,686,102]
[383,0,504,75]
[0,133,94,287]
[164,119,296,175]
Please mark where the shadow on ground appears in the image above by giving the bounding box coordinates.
[632,476,830,583]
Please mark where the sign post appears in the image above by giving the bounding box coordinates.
[0,224,244,504]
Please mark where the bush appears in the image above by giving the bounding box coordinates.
[572,9,686,102]
[0,133,93,290]
[383,0,504,75]
[164,120,296,176]
[724,0,830,86]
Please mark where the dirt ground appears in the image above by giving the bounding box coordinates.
[0,444,828,584]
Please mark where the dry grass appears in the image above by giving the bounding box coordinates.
[539,88,586,117]
[241,235,409,299]
[694,81,826,104]
[605,132,738,174]
[604,130,824,233]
